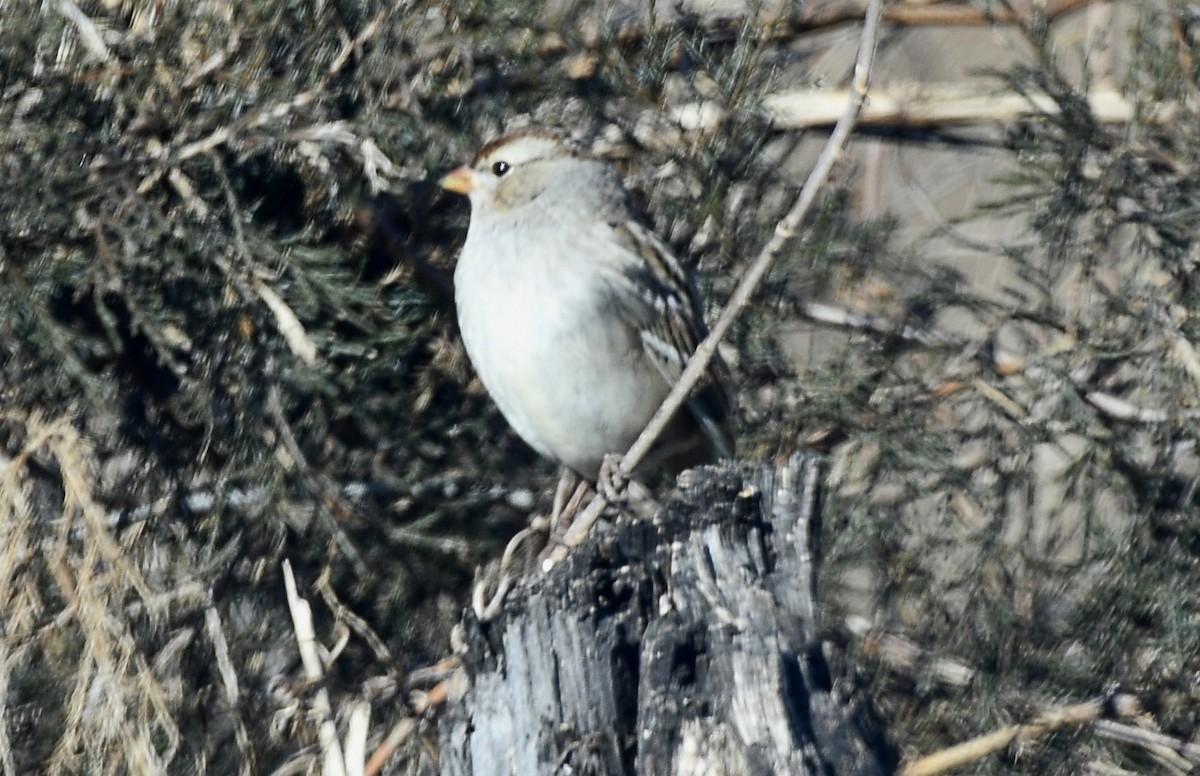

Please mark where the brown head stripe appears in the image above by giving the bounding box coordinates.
[470,128,574,166]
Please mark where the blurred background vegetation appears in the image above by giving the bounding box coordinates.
[0,0,1196,773]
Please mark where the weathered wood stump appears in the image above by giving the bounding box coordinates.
[439,456,893,775]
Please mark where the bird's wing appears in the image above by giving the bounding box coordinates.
[601,218,736,459]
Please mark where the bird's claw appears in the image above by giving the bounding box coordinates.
[597,454,629,504]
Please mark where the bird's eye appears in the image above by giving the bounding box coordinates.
[491,161,510,177]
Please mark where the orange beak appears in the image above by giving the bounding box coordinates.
[440,165,476,195]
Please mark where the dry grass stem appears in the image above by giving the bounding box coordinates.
[1,413,178,773]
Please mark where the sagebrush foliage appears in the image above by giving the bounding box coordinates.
[819,9,1200,774]
[0,1,789,771]
[1,1,1196,774]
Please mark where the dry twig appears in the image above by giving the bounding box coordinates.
[1094,719,1200,769]
[546,0,885,564]
[283,560,351,776]
[900,693,1191,776]
[757,85,1167,129]
[901,698,1105,776]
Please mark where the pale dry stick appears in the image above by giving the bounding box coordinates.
[344,702,370,776]
[900,698,1105,776]
[800,300,961,346]
[549,0,885,563]
[364,718,416,776]
[877,0,1093,26]
[1085,760,1141,776]
[205,606,254,776]
[763,85,1164,129]
[1085,391,1171,423]
[972,378,1029,421]
[56,0,111,62]
[254,280,318,364]
[844,618,976,687]
[1094,719,1200,768]
[282,560,347,776]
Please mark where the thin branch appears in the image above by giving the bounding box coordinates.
[205,606,254,775]
[777,0,1095,29]
[364,718,416,776]
[56,0,111,62]
[548,0,885,563]
[1094,719,1200,767]
[282,560,348,776]
[622,0,884,475]
[314,571,394,664]
[266,386,369,578]
[754,85,1168,130]
[900,694,1185,776]
[900,698,1105,776]
[676,85,1180,135]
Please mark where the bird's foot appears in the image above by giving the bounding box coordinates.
[472,520,546,620]
[597,454,628,504]
[597,454,658,518]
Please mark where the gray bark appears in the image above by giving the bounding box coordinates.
[438,456,893,775]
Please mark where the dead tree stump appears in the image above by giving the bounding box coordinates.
[438,456,893,775]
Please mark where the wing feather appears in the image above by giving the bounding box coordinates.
[603,219,736,460]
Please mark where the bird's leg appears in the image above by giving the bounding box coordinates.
[473,474,583,617]
[550,467,579,532]
[552,470,592,538]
